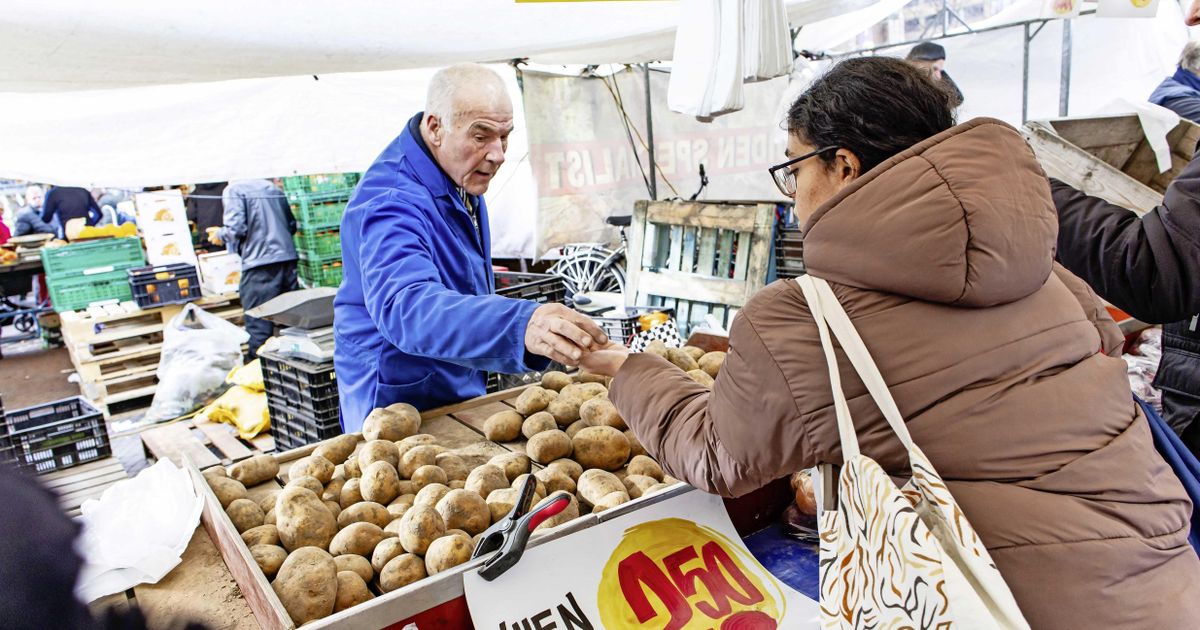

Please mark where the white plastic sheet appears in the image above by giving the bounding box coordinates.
[75,460,204,602]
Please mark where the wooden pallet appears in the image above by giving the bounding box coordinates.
[40,457,129,518]
[141,416,275,470]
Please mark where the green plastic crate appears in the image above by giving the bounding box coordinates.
[282,173,359,196]
[294,229,342,260]
[47,269,133,312]
[40,238,145,278]
[298,258,344,288]
[291,197,348,231]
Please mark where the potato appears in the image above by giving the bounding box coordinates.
[414,483,452,509]
[324,500,342,519]
[449,480,466,490]
[547,396,582,426]
[665,348,700,372]
[483,410,524,442]
[514,387,554,415]
[358,440,401,471]
[344,453,363,478]
[663,474,681,485]
[226,498,265,533]
[533,494,580,531]
[384,518,405,537]
[578,469,626,507]
[290,455,336,485]
[464,464,509,500]
[322,475,347,503]
[334,554,374,583]
[425,534,473,575]
[687,369,715,388]
[412,460,451,487]
[286,475,324,495]
[229,455,280,486]
[521,412,558,439]
[681,345,705,361]
[314,434,361,465]
[645,340,670,358]
[623,474,660,499]
[579,397,626,430]
[541,371,573,391]
[488,452,531,482]
[276,487,337,552]
[241,524,279,547]
[644,482,673,496]
[363,404,420,442]
[395,479,418,496]
[593,491,631,513]
[698,351,726,378]
[264,508,277,526]
[398,506,446,555]
[572,426,631,471]
[435,453,470,482]
[574,372,608,385]
[337,501,391,529]
[398,433,438,450]
[330,522,386,557]
[380,553,427,592]
[560,382,608,402]
[340,478,365,508]
[527,430,573,464]
[436,489,491,536]
[565,419,594,439]
[371,537,408,574]
[627,454,664,481]
[625,430,647,458]
[511,474,547,500]
[546,458,583,482]
[361,461,402,505]
[486,488,519,523]
[534,468,576,495]
[257,491,279,514]
[271,546,336,624]
[399,445,439,479]
[208,476,247,509]
[387,497,414,521]
[334,570,374,612]
[202,466,227,483]
[251,544,287,579]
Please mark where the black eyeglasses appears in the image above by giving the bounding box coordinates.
[768,146,837,197]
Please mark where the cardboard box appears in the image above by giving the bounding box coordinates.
[134,190,190,238]
[144,230,198,267]
[197,251,241,295]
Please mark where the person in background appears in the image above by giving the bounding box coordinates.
[579,57,1200,627]
[0,214,9,246]
[186,182,228,253]
[905,41,964,107]
[209,179,298,361]
[1150,40,1200,122]
[334,63,606,431]
[14,185,54,236]
[41,186,101,236]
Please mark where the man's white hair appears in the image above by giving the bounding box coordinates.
[1182,41,1200,74]
[425,63,507,130]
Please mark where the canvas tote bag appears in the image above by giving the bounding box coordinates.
[796,275,1029,630]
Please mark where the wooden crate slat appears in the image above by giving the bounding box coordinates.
[717,228,735,277]
[143,423,220,469]
[680,225,697,274]
[665,225,683,272]
[192,417,255,463]
[696,226,717,276]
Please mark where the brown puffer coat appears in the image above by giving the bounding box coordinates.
[609,118,1200,629]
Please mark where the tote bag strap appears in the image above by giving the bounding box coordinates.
[796,275,917,454]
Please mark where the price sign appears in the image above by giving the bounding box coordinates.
[463,489,818,629]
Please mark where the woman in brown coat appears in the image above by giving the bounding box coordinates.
[580,57,1200,628]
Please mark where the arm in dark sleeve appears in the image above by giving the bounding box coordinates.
[282,197,297,235]
[608,312,811,498]
[1050,161,1200,323]
[1161,96,1200,124]
[40,188,57,224]
[86,194,101,226]
[358,195,543,374]
[218,186,247,255]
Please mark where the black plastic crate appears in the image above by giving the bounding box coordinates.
[775,226,804,281]
[485,361,569,394]
[495,272,567,305]
[591,307,676,346]
[0,397,111,474]
[266,396,340,433]
[260,348,337,391]
[128,263,201,307]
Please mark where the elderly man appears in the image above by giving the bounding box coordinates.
[905,42,964,107]
[14,185,54,236]
[334,64,606,430]
[1150,41,1200,122]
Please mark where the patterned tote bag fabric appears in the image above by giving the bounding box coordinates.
[796,275,1029,630]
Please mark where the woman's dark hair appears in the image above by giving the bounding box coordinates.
[787,56,956,173]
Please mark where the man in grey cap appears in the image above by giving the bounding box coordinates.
[906,41,964,107]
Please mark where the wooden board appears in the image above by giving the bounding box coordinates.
[40,457,129,517]
[142,417,272,470]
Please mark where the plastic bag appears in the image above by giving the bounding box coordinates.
[203,385,269,439]
[145,303,249,423]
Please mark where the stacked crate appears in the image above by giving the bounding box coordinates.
[284,173,359,289]
[259,347,341,450]
[41,237,147,313]
[0,396,111,474]
[487,272,570,392]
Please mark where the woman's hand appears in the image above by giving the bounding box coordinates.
[577,341,630,377]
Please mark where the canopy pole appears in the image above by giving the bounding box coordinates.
[1022,23,1031,123]
[1059,20,1072,117]
[644,63,657,201]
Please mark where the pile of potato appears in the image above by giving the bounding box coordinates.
[200,358,723,625]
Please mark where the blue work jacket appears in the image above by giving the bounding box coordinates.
[333,113,545,431]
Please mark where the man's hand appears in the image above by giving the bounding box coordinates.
[206,227,223,246]
[1189,0,1200,26]
[525,303,608,366]
[577,341,630,377]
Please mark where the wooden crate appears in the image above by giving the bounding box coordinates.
[41,456,129,518]
[626,200,777,336]
[142,415,276,470]
[1023,114,1200,216]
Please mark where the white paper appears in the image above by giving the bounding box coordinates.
[1096,98,1182,173]
[1095,0,1161,18]
[464,490,819,629]
[75,459,204,602]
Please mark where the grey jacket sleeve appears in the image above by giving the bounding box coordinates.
[219,186,247,256]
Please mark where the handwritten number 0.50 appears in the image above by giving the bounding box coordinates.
[617,542,765,629]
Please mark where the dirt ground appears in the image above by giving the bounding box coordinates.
[0,336,78,409]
